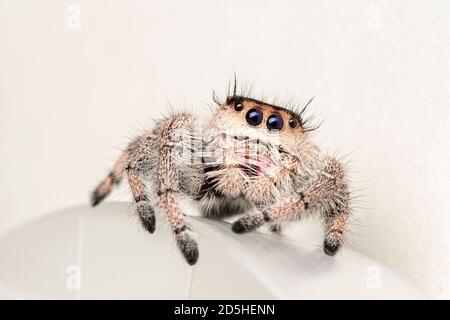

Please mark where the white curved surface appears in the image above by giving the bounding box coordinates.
[0,203,424,299]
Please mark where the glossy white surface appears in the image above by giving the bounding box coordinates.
[0,203,424,299]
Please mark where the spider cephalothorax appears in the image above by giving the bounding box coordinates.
[91,87,350,265]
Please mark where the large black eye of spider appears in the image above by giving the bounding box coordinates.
[288,117,299,128]
[245,108,263,126]
[266,114,284,131]
[234,101,244,111]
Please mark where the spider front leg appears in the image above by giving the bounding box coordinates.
[232,156,350,256]
[232,193,349,256]
[231,193,307,233]
[127,114,199,265]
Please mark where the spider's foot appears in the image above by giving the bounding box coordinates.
[176,229,199,265]
[270,224,282,233]
[137,201,156,233]
[90,189,109,207]
[232,214,265,234]
[323,240,340,256]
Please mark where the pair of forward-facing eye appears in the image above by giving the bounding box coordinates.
[246,108,283,131]
[234,102,297,131]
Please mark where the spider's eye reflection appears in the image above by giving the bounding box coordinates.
[234,101,244,111]
[245,108,263,126]
[267,114,284,131]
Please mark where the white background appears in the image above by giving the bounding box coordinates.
[1,0,449,299]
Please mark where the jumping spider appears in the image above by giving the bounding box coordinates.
[91,86,351,265]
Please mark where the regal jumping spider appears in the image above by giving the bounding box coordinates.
[91,84,350,265]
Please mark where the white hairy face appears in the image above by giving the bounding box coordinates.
[200,96,312,200]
